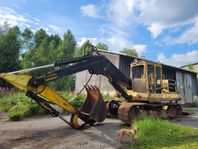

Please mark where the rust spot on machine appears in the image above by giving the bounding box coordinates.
[118,102,145,124]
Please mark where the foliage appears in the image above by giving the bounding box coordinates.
[125,118,198,149]
[96,42,108,51]
[57,30,76,59]
[121,48,138,57]
[192,101,198,107]
[102,93,112,101]
[0,92,45,120]
[187,64,194,71]
[75,40,93,56]
[8,101,31,121]
[49,76,75,91]
[21,28,76,90]
[0,25,21,72]
[22,29,61,68]
[60,92,86,108]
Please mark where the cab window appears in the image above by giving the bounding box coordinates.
[132,65,144,79]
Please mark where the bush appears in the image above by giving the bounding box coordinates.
[192,101,198,107]
[60,92,85,108]
[102,93,112,101]
[8,101,31,120]
[0,91,46,120]
[0,92,19,112]
[49,76,75,91]
[125,118,198,149]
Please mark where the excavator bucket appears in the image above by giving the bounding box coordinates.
[79,85,107,123]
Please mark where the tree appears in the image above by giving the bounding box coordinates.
[121,48,138,57]
[22,28,51,68]
[22,28,34,50]
[0,26,21,72]
[187,64,194,71]
[96,42,108,51]
[75,40,93,56]
[57,30,76,60]
[34,28,49,48]
[49,31,77,91]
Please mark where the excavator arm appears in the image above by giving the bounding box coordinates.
[0,47,132,128]
[31,50,132,101]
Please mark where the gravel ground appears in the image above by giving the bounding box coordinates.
[0,108,197,149]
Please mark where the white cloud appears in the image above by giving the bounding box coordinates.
[0,7,31,27]
[104,35,146,55]
[137,0,198,37]
[166,19,198,44]
[147,23,163,38]
[0,7,63,35]
[132,44,146,55]
[80,4,100,18]
[157,50,198,67]
[107,0,136,27]
[49,25,62,33]
[77,35,146,56]
[77,37,98,47]
[106,0,198,38]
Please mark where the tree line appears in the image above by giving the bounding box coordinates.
[0,23,138,90]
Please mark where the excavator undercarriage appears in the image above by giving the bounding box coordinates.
[107,100,182,124]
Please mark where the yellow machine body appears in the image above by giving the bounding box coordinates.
[128,60,181,102]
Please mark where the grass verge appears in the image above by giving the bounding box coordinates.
[125,118,198,149]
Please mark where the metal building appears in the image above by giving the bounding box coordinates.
[75,50,198,104]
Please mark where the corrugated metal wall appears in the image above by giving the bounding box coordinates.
[191,74,198,102]
[176,72,185,104]
[119,56,134,78]
[162,67,176,80]
[75,52,120,95]
[176,71,198,104]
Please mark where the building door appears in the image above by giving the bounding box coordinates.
[176,72,185,104]
[184,74,193,103]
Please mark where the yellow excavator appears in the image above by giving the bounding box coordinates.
[0,46,182,128]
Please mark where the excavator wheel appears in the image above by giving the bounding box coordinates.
[106,100,120,117]
[118,102,145,124]
[166,104,182,119]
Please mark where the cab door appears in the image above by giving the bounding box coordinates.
[155,65,162,93]
[147,64,155,93]
[147,63,162,94]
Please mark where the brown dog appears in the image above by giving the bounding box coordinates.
[116,126,139,142]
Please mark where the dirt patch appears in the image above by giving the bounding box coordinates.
[0,116,126,149]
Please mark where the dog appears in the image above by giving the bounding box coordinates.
[116,125,139,142]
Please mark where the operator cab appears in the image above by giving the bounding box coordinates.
[130,60,163,94]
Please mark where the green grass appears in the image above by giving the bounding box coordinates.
[125,118,198,149]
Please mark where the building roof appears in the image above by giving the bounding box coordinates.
[180,62,198,68]
[98,49,198,75]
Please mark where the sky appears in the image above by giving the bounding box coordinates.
[0,0,198,67]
